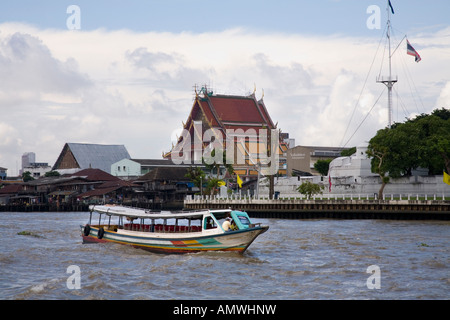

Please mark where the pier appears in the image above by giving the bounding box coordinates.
[184,196,450,220]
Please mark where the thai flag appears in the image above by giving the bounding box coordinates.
[407,40,421,63]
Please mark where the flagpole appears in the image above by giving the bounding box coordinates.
[377,0,397,129]
[387,1,393,128]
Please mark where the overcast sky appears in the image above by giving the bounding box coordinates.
[1,0,450,175]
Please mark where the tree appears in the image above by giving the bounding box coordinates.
[185,166,206,195]
[314,159,332,176]
[341,147,356,157]
[412,109,450,174]
[22,171,34,182]
[367,122,422,198]
[202,149,234,178]
[204,177,222,196]
[296,181,323,198]
[201,149,234,195]
[367,108,450,198]
[45,171,60,177]
[366,134,390,199]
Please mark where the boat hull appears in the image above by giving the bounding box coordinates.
[81,225,268,254]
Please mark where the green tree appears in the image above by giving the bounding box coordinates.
[204,177,222,196]
[412,109,450,174]
[340,147,356,157]
[22,171,34,182]
[202,149,234,195]
[366,132,390,199]
[314,159,332,176]
[185,166,206,195]
[296,181,323,198]
[367,108,450,198]
[203,149,234,178]
[45,171,60,177]
[367,122,422,198]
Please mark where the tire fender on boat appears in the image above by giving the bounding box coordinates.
[83,224,91,237]
[97,227,105,239]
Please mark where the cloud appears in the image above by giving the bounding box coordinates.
[0,32,91,99]
[0,23,449,176]
[436,81,450,108]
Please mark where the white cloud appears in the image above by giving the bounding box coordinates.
[0,23,449,176]
[436,81,450,108]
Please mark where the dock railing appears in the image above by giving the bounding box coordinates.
[185,193,450,202]
[184,193,450,220]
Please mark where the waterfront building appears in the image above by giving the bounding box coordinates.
[135,166,197,210]
[111,159,142,178]
[0,167,7,180]
[286,145,349,177]
[328,143,377,181]
[22,162,52,179]
[0,183,24,205]
[75,168,140,204]
[52,143,130,174]
[111,158,205,179]
[163,87,288,183]
[257,143,449,198]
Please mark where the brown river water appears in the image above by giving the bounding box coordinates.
[0,211,448,300]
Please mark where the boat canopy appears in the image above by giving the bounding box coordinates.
[89,205,230,220]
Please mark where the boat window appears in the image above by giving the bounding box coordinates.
[204,217,217,230]
[121,216,204,233]
[237,215,250,228]
[190,218,202,232]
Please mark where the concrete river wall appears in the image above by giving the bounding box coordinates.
[184,197,450,220]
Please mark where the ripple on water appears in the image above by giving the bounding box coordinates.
[1,213,449,299]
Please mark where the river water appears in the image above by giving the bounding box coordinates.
[0,211,448,300]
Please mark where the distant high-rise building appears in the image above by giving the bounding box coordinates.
[20,152,36,175]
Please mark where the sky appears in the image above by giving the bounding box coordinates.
[1,0,450,175]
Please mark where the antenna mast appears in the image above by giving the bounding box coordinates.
[377,0,397,128]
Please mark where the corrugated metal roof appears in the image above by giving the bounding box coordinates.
[67,143,130,173]
[70,168,120,181]
[137,167,189,182]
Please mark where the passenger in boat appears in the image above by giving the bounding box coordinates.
[230,219,238,231]
[222,217,232,231]
[206,217,215,229]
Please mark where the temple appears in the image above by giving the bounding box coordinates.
[163,86,288,181]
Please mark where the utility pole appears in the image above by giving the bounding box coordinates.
[268,128,275,199]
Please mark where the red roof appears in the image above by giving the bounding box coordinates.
[98,180,138,188]
[0,184,23,194]
[164,91,278,159]
[187,93,275,131]
[78,186,120,198]
[207,96,266,123]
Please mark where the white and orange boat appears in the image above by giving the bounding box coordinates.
[81,205,268,254]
